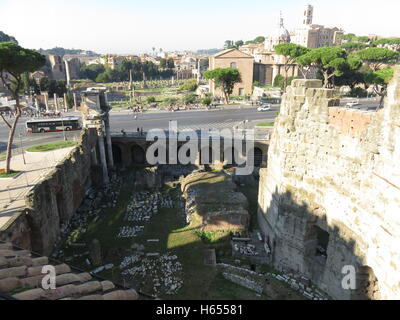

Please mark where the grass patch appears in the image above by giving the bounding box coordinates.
[0,153,5,161]
[26,141,76,152]
[256,122,274,127]
[195,231,231,244]
[237,183,259,231]
[0,170,21,178]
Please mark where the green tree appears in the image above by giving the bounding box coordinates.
[0,31,18,44]
[79,64,105,81]
[296,46,350,88]
[254,36,265,44]
[274,43,310,89]
[146,96,156,103]
[355,47,399,71]
[204,68,241,104]
[334,64,370,89]
[372,38,400,51]
[179,79,198,91]
[0,42,45,173]
[224,40,234,49]
[182,93,197,105]
[235,40,244,48]
[159,58,167,68]
[166,58,175,69]
[201,97,212,106]
[365,67,394,109]
[341,42,369,53]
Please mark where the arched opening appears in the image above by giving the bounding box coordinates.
[112,144,122,165]
[254,147,263,167]
[352,266,381,300]
[131,145,145,164]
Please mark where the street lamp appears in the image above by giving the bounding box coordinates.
[19,133,26,165]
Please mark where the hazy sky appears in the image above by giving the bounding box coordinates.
[0,0,398,54]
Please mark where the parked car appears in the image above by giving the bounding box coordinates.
[257,104,271,111]
[346,100,360,107]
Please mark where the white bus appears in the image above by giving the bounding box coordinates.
[26,117,81,133]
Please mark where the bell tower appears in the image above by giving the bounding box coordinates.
[303,4,313,25]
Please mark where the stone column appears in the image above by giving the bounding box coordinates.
[97,128,110,184]
[54,93,58,112]
[73,92,78,111]
[65,60,71,87]
[63,93,68,112]
[272,65,279,85]
[34,97,39,113]
[104,115,114,168]
[44,93,49,112]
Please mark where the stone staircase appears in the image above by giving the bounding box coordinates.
[0,242,139,300]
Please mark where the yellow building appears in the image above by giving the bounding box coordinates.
[208,48,254,97]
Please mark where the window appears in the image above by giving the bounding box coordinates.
[230,62,237,69]
[239,88,244,96]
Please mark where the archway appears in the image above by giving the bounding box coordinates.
[131,145,146,164]
[112,144,122,165]
[254,147,263,167]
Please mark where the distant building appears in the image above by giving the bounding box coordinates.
[64,57,81,84]
[291,4,343,48]
[47,55,67,80]
[208,48,254,97]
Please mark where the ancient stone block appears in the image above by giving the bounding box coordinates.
[291,79,322,88]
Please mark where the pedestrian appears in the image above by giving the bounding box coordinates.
[140,127,143,135]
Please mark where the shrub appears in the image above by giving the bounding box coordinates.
[348,87,368,98]
[179,79,198,92]
[201,97,212,106]
[146,96,156,103]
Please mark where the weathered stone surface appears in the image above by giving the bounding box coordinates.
[76,281,102,295]
[101,280,115,292]
[102,289,138,300]
[0,277,21,291]
[0,266,27,279]
[13,288,45,300]
[258,69,400,300]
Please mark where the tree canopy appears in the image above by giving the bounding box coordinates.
[355,47,399,71]
[341,42,369,53]
[0,42,46,82]
[0,42,46,173]
[274,43,310,89]
[204,68,241,103]
[0,31,18,44]
[296,46,353,87]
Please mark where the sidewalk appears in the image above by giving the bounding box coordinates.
[0,147,74,231]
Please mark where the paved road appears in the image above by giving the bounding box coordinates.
[0,106,278,153]
[0,97,382,153]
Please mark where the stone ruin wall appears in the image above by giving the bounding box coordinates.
[257,67,400,300]
[3,129,100,256]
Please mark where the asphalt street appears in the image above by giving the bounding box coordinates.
[0,106,278,153]
[0,97,381,153]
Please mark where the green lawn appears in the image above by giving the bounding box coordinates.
[0,153,5,161]
[26,141,76,152]
[0,170,21,178]
[256,122,274,127]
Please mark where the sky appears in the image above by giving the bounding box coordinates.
[0,0,399,54]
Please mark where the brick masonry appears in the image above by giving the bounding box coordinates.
[257,68,400,300]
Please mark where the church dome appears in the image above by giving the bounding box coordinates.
[264,13,291,51]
